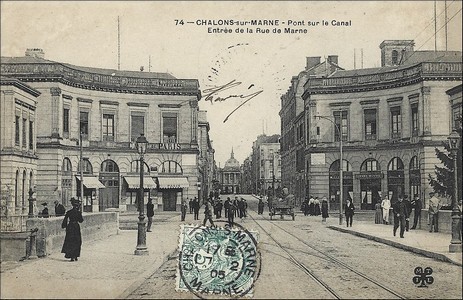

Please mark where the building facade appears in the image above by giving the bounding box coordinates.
[0,77,40,217]
[198,110,216,201]
[219,149,241,194]
[302,41,462,210]
[1,49,206,213]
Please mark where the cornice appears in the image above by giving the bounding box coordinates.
[77,97,93,103]
[127,102,149,107]
[0,78,41,97]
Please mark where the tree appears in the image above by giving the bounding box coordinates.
[428,125,462,203]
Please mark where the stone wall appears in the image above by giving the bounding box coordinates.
[26,212,118,257]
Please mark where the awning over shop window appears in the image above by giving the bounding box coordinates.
[158,177,189,189]
[124,176,157,189]
[75,176,105,189]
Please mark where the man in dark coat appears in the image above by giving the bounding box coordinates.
[258,198,265,214]
[189,198,193,214]
[393,196,408,238]
[227,199,237,228]
[193,197,200,220]
[54,200,65,217]
[216,199,223,218]
[403,195,411,231]
[410,194,422,230]
[61,198,83,261]
[40,203,49,218]
[224,197,230,218]
[203,199,215,227]
[147,198,154,232]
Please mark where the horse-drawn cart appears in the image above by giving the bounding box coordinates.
[268,194,295,220]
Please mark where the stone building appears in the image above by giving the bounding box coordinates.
[198,110,216,201]
[1,49,206,213]
[0,77,40,216]
[219,149,241,194]
[302,40,462,210]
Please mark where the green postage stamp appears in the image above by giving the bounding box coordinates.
[176,223,261,297]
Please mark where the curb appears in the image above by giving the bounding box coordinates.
[116,249,179,299]
[328,225,462,267]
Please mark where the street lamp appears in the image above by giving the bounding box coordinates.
[447,129,461,253]
[135,133,149,255]
[315,115,343,225]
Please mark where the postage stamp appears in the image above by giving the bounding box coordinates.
[176,222,260,298]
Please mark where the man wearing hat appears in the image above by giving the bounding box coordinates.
[410,194,422,230]
[54,200,65,217]
[428,192,441,232]
[41,202,49,218]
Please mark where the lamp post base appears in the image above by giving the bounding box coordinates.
[134,248,149,255]
[134,217,149,256]
[339,214,343,225]
[449,243,462,253]
[448,214,462,253]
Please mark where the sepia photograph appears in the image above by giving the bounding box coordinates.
[0,1,462,299]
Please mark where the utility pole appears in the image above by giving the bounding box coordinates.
[79,133,84,212]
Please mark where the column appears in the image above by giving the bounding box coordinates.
[50,87,61,138]
[190,100,198,143]
[421,86,431,136]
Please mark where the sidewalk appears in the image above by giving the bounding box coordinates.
[0,212,184,299]
[328,221,462,266]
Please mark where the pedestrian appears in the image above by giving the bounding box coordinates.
[40,202,49,218]
[308,196,315,216]
[181,198,187,221]
[233,196,239,218]
[147,198,154,232]
[193,197,200,220]
[392,195,408,238]
[243,198,248,218]
[189,198,193,214]
[381,196,391,225]
[54,200,65,217]
[428,192,441,232]
[410,194,422,229]
[403,195,411,231]
[224,197,230,218]
[302,197,309,216]
[314,197,321,216]
[321,197,329,223]
[203,199,215,227]
[258,197,265,214]
[216,199,223,218]
[374,200,382,224]
[344,199,355,227]
[61,198,83,262]
[227,198,237,228]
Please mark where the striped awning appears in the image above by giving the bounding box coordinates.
[157,177,189,189]
[76,176,105,189]
[124,176,157,189]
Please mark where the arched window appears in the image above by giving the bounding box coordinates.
[29,171,33,192]
[361,158,380,172]
[160,160,182,174]
[359,158,382,209]
[409,156,421,199]
[329,159,352,172]
[62,158,72,175]
[387,157,405,201]
[78,159,93,174]
[392,50,398,64]
[130,160,150,174]
[409,156,419,170]
[329,159,353,210]
[388,157,404,171]
[101,160,119,173]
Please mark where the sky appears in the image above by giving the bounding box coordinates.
[1,1,462,166]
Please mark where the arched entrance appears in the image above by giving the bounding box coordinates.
[99,160,120,211]
[387,157,405,203]
[159,160,183,211]
[409,156,421,199]
[62,158,72,207]
[359,159,382,210]
[329,159,353,211]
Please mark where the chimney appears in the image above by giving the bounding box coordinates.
[25,48,45,59]
[306,56,321,70]
[327,55,338,65]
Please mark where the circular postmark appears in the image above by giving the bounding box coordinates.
[178,221,261,298]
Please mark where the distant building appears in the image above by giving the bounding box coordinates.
[219,149,241,194]
[198,110,216,201]
[279,40,463,211]
[1,49,209,213]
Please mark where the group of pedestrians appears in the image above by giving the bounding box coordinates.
[302,196,322,216]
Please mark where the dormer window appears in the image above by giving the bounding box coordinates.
[391,50,398,65]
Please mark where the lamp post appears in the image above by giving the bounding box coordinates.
[135,133,149,255]
[315,115,343,225]
[447,130,461,253]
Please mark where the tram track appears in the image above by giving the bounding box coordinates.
[246,207,407,299]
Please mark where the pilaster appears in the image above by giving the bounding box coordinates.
[50,87,61,138]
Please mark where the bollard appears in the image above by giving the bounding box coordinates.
[28,228,38,259]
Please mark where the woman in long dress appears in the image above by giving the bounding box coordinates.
[61,198,84,261]
[374,201,382,224]
[381,196,391,225]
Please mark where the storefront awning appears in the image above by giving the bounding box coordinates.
[124,176,157,189]
[76,176,105,189]
[158,177,189,189]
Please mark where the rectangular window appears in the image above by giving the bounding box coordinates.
[333,111,348,142]
[15,116,20,145]
[63,108,70,136]
[364,109,377,140]
[452,104,462,130]
[29,121,33,150]
[102,114,115,141]
[131,115,144,142]
[411,104,419,136]
[163,113,177,143]
[22,118,27,148]
[390,107,401,139]
[80,111,89,140]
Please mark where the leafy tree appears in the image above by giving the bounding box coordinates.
[428,124,462,203]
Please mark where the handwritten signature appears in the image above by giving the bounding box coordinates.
[202,80,263,123]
